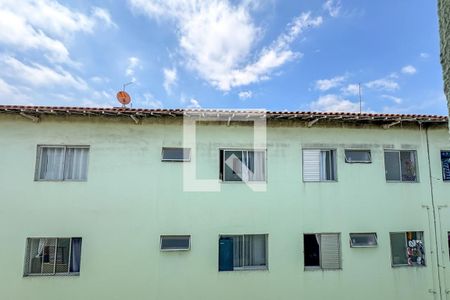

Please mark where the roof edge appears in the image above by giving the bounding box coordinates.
[0,105,447,124]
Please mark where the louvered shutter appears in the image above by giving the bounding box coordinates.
[303,150,321,181]
[320,234,341,270]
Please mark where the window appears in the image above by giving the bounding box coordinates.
[390,232,425,267]
[35,146,89,181]
[24,238,82,276]
[384,150,418,182]
[161,147,191,162]
[303,149,337,182]
[304,233,341,270]
[160,235,191,251]
[448,232,450,260]
[218,234,267,271]
[345,149,371,163]
[219,150,266,182]
[442,151,450,181]
[350,233,378,248]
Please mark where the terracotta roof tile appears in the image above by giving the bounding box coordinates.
[0,105,447,124]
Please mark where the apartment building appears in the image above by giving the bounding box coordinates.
[0,105,449,300]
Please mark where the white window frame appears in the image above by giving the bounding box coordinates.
[161,147,191,162]
[384,150,419,183]
[349,233,378,248]
[219,234,268,271]
[24,237,81,276]
[302,149,337,182]
[35,145,90,181]
[344,149,372,163]
[160,235,191,251]
[220,149,267,182]
[304,233,341,271]
[389,231,425,267]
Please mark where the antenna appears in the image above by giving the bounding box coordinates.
[358,83,362,114]
[116,81,134,108]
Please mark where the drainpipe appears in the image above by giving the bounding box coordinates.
[426,125,444,300]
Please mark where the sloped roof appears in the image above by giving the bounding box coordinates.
[0,105,447,125]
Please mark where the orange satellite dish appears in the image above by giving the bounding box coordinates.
[116,91,131,105]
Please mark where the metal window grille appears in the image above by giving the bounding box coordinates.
[24,237,82,276]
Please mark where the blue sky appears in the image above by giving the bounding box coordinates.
[0,0,446,114]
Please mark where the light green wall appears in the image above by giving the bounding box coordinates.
[0,114,449,300]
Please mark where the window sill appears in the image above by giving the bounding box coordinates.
[304,266,342,271]
[385,181,419,183]
[161,160,191,162]
[392,264,426,268]
[34,180,87,182]
[220,181,267,184]
[160,248,190,252]
[302,180,338,183]
[24,273,80,277]
[227,266,268,272]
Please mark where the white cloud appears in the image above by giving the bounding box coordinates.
[129,0,322,91]
[140,93,163,108]
[0,78,33,105]
[315,75,346,91]
[0,0,115,64]
[420,52,429,59]
[90,76,110,84]
[0,55,87,90]
[381,94,402,104]
[163,67,177,94]
[310,94,361,112]
[401,65,417,75]
[126,56,141,77]
[187,98,201,108]
[238,90,253,99]
[341,83,360,96]
[92,7,117,28]
[0,9,70,63]
[365,77,399,91]
[323,0,341,17]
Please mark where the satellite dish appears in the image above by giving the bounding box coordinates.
[116,90,131,106]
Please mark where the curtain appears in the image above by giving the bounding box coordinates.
[36,238,47,258]
[248,151,265,181]
[39,147,65,180]
[241,151,249,182]
[232,236,243,267]
[400,151,417,181]
[70,238,82,273]
[244,235,266,266]
[64,148,88,180]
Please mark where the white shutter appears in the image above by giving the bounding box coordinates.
[303,149,321,182]
[320,234,341,270]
